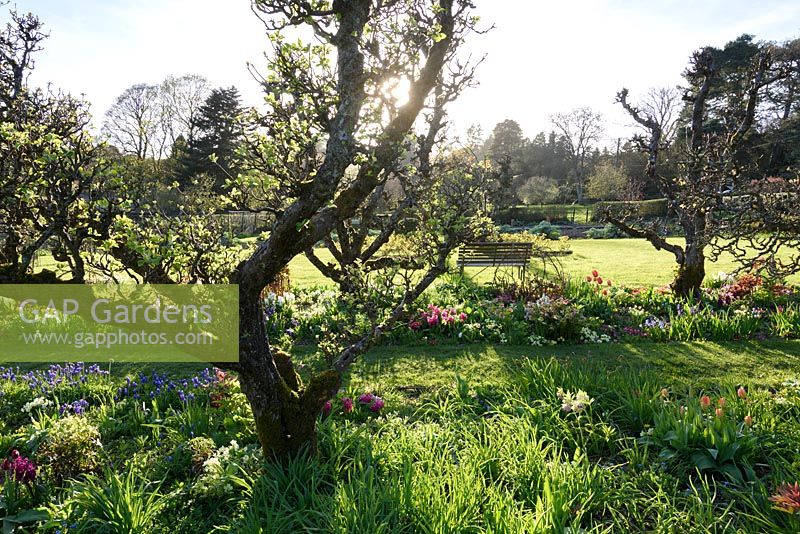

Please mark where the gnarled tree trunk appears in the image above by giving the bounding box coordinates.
[236,292,341,457]
[672,242,705,297]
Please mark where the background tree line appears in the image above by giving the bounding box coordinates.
[102,75,246,201]
[475,35,799,209]
[468,115,658,207]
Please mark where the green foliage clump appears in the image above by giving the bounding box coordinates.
[642,393,759,483]
[592,198,669,221]
[586,223,624,239]
[36,415,102,482]
[69,468,167,533]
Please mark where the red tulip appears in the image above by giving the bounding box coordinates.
[700,395,711,408]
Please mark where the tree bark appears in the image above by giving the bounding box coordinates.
[672,241,705,297]
[236,292,342,457]
[232,0,460,459]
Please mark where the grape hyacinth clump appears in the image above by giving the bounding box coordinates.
[0,363,108,394]
[59,399,89,416]
[115,368,218,404]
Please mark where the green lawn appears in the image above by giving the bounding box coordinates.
[33,237,797,288]
[13,339,800,392]
[552,238,791,287]
[289,238,798,288]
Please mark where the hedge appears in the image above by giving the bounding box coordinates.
[590,198,669,221]
[494,199,669,225]
[494,204,593,224]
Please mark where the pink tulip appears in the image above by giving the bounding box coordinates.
[737,386,746,399]
[744,415,753,426]
[700,395,711,408]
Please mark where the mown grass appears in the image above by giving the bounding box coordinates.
[11,339,800,393]
[325,340,800,402]
[33,237,799,288]
[289,238,800,289]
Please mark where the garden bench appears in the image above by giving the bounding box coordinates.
[457,242,533,277]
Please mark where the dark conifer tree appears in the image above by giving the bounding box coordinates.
[182,86,244,191]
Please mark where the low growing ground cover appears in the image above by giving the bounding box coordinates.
[2,340,800,532]
[5,270,800,532]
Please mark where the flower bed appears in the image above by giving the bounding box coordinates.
[263,271,800,348]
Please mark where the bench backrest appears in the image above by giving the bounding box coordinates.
[457,242,533,268]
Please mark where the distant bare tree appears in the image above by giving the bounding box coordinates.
[160,74,211,144]
[550,107,603,203]
[103,74,211,161]
[638,87,681,145]
[102,83,165,160]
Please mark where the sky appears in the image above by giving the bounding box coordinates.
[17,0,800,146]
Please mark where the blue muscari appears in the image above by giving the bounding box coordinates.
[0,362,108,394]
[0,363,214,407]
[114,368,216,403]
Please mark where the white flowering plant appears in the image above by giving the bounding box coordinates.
[556,388,594,415]
[22,397,53,414]
[194,440,264,498]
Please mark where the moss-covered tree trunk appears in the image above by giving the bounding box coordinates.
[229,0,460,459]
[236,293,340,457]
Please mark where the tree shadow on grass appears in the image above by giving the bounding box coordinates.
[350,340,800,394]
